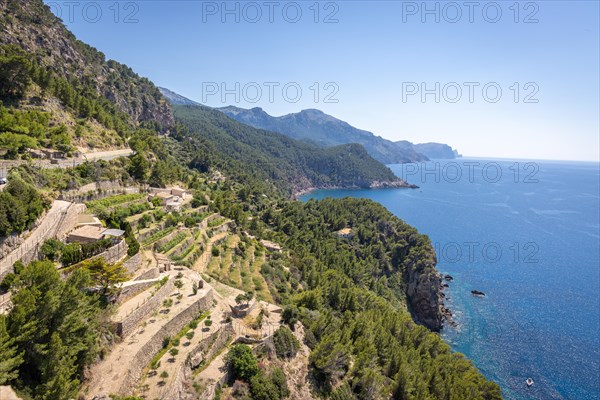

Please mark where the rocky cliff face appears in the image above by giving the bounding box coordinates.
[0,0,173,129]
[406,264,444,332]
[396,141,460,160]
[398,244,444,332]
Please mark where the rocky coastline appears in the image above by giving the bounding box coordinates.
[292,179,418,199]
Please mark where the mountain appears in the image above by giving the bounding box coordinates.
[0,0,173,128]
[397,141,460,159]
[173,104,414,196]
[158,87,200,106]
[0,0,174,157]
[161,90,461,163]
[217,106,429,164]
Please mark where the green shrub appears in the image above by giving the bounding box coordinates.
[273,326,299,359]
[0,273,16,292]
[225,344,258,381]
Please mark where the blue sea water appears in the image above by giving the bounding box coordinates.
[300,159,600,400]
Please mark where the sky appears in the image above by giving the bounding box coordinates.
[43,0,599,161]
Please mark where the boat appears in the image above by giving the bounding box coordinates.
[526,378,534,387]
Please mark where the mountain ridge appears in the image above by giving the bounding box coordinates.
[173,104,416,197]
[0,1,173,130]
[217,105,429,164]
[159,88,459,163]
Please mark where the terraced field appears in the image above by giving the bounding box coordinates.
[205,232,273,302]
[135,207,273,302]
[85,193,147,214]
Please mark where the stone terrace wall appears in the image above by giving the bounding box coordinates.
[0,202,83,280]
[138,221,170,243]
[55,203,86,240]
[152,227,186,250]
[164,323,234,400]
[117,280,156,305]
[118,288,214,395]
[201,322,234,366]
[58,182,142,203]
[89,240,128,265]
[115,278,175,338]
[134,267,159,281]
[123,253,142,275]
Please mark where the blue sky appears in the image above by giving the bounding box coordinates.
[44,1,599,161]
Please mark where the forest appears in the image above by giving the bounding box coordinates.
[173,105,403,196]
[0,1,503,398]
[0,259,128,400]
[0,176,50,237]
[220,197,503,399]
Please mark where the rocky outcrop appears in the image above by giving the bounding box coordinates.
[396,141,460,160]
[369,180,419,189]
[406,266,444,332]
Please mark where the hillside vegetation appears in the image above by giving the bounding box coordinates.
[174,105,408,196]
[0,1,503,399]
[218,106,429,164]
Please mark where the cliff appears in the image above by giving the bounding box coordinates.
[396,140,460,159]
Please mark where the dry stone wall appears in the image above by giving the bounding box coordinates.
[117,281,156,305]
[58,182,142,203]
[164,323,234,400]
[118,288,215,395]
[133,267,159,281]
[115,278,175,338]
[88,240,128,265]
[123,253,142,275]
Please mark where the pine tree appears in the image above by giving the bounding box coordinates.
[41,333,79,400]
[82,258,129,298]
[0,315,23,385]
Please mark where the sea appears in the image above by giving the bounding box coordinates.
[300,158,600,400]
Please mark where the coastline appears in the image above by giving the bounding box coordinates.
[292,179,418,200]
[295,182,450,334]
